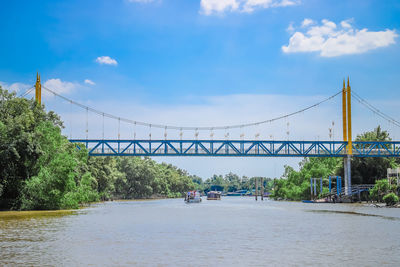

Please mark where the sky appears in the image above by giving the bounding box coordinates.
[1,0,400,179]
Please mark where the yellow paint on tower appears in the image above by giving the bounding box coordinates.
[35,72,41,104]
[347,77,352,155]
[342,79,347,143]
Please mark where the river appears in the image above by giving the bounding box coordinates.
[1,197,400,266]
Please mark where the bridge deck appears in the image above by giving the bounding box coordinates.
[69,140,400,157]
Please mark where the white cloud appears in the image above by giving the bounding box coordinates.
[341,19,352,29]
[286,22,295,33]
[282,19,398,57]
[0,81,31,94]
[1,79,83,99]
[43,79,80,95]
[200,0,239,15]
[96,56,118,66]
[200,0,299,15]
[84,79,96,85]
[301,18,314,27]
[243,0,298,13]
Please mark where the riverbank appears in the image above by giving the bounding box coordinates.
[270,198,400,208]
[364,202,400,208]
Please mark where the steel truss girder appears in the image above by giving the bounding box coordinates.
[69,140,400,157]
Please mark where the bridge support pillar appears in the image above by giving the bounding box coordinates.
[261,177,264,201]
[343,158,347,195]
[255,178,258,201]
[344,155,352,196]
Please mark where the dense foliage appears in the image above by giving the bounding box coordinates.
[341,126,398,184]
[272,158,341,200]
[0,87,99,210]
[369,179,391,202]
[382,193,399,206]
[91,157,196,200]
[369,179,399,205]
[20,122,99,210]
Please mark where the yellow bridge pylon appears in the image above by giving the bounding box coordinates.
[342,77,352,154]
[35,72,42,104]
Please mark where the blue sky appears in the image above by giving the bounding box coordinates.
[1,0,400,178]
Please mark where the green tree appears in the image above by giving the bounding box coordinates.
[382,193,398,206]
[0,87,62,209]
[272,158,341,200]
[342,126,398,184]
[19,122,99,210]
[225,172,241,192]
[204,174,225,192]
[118,157,157,198]
[88,157,125,200]
[190,175,204,191]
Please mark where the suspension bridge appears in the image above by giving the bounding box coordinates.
[23,73,400,195]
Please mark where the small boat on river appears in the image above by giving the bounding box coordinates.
[230,190,248,196]
[302,198,329,203]
[207,191,221,200]
[226,192,241,196]
[185,191,202,203]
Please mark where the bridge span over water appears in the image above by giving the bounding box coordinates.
[70,139,400,158]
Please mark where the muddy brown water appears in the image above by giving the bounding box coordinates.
[1,198,399,266]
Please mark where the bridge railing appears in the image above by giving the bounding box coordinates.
[69,140,400,157]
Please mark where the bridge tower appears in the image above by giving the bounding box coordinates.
[35,72,42,104]
[342,78,352,196]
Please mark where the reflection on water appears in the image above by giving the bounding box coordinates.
[0,210,78,221]
[305,209,400,221]
[1,198,400,266]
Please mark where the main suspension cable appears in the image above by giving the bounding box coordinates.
[18,86,35,98]
[42,85,341,131]
[352,91,400,128]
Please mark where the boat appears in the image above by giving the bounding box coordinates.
[226,190,248,196]
[302,198,329,203]
[207,191,221,200]
[185,191,202,203]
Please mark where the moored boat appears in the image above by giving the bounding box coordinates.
[185,191,202,203]
[207,191,221,200]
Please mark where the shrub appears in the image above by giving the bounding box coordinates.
[370,179,390,202]
[383,193,399,206]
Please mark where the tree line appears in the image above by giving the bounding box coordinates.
[192,172,273,193]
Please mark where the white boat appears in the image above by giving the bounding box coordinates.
[185,191,202,203]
